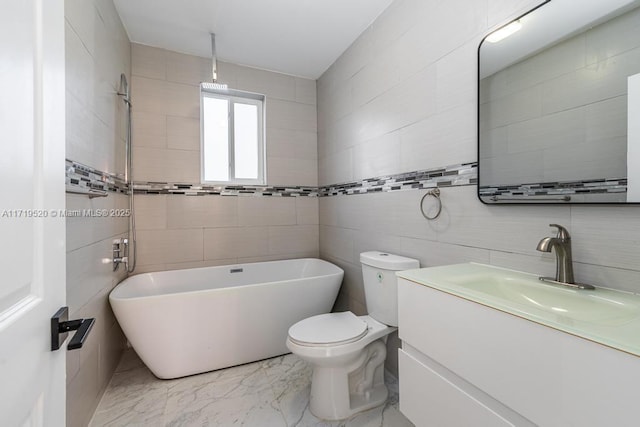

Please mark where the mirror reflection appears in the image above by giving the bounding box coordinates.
[478,0,640,203]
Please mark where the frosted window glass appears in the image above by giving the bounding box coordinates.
[202,97,229,182]
[200,87,264,184]
[234,103,258,179]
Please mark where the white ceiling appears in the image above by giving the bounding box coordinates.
[113,0,394,79]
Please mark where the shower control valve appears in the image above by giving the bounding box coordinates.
[113,237,129,271]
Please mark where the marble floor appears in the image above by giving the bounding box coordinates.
[90,349,414,427]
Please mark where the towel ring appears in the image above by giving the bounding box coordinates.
[420,188,442,220]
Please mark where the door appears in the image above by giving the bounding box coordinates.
[0,0,66,425]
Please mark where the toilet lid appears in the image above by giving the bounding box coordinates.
[288,312,368,347]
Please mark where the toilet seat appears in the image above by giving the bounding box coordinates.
[288,312,368,347]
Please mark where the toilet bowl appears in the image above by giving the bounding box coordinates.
[286,252,419,420]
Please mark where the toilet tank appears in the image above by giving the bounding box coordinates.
[360,252,419,327]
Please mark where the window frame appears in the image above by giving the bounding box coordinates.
[200,86,266,185]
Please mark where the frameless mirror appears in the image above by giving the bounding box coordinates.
[478,0,640,203]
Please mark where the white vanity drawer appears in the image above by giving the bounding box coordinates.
[397,277,640,427]
[399,349,515,427]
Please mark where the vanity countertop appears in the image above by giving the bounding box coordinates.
[397,263,640,357]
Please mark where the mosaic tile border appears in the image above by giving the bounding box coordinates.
[66,160,478,198]
[63,159,630,203]
[132,182,319,197]
[479,178,627,200]
[130,163,477,197]
[65,159,128,196]
[319,163,477,196]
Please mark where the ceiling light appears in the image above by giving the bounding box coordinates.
[486,20,522,43]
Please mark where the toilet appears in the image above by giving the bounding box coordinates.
[286,251,419,420]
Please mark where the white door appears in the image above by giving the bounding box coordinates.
[0,0,67,425]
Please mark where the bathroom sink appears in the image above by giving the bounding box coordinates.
[397,263,640,356]
[451,272,639,326]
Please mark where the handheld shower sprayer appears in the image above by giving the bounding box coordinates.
[117,73,136,273]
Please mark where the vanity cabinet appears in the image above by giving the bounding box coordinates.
[397,277,640,427]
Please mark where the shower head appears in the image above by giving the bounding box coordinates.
[201,82,228,91]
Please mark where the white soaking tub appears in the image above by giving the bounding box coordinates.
[109,258,343,379]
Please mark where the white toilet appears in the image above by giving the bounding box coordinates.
[286,251,419,420]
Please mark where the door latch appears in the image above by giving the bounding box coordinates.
[51,307,95,351]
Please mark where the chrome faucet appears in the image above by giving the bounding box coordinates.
[536,224,594,290]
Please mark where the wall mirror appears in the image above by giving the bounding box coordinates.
[478,0,640,204]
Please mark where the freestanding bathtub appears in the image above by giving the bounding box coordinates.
[109,258,343,379]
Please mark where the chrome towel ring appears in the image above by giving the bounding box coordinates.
[420,188,442,220]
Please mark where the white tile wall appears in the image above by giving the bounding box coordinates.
[165,50,211,85]
[266,128,317,160]
[132,146,200,183]
[234,65,297,101]
[133,194,167,230]
[167,116,200,151]
[204,226,269,260]
[267,157,318,187]
[317,0,640,377]
[132,111,166,149]
[166,195,238,229]
[238,197,297,226]
[133,193,318,271]
[66,222,127,313]
[295,196,319,225]
[267,99,318,133]
[137,228,204,264]
[130,44,320,271]
[318,148,354,186]
[131,43,166,80]
[268,225,319,255]
[353,132,401,181]
[400,102,477,173]
[570,206,640,271]
[65,1,130,425]
[295,77,317,105]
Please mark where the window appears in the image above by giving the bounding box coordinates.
[200,85,265,185]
